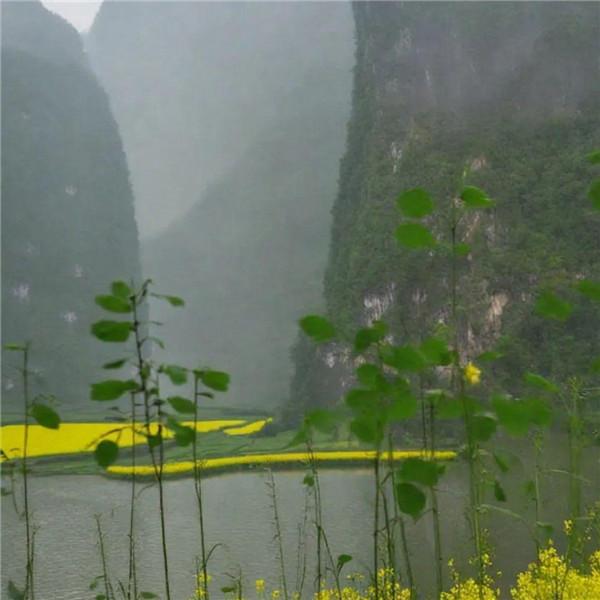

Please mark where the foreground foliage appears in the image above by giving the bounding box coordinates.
[186,548,600,599]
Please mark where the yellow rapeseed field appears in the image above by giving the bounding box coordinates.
[0,418,273,460]
[222,418,272,435]
[107,449,457,476]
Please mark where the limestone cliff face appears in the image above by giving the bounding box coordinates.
[2,1,141,414]
[288,2,600,421]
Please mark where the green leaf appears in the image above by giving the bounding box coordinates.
[396,188,434,218]
[94,440,119,468]
[454,242,471,257]
[91,320,132,343]
[4,343,26,352]
[350,416,381,444]
[492,396,551,435]
[587,150,600,164]
[536,522,554,543]
[395,223,436,249]
[526,397,553,428]
[591,356,600,374]
[140,593,159,599]
[435,396,462,419]
[89,576,100,590]
[524,479,536,499]
[346,389,379,413]
[398,458,443,487]
[199,370,230,392]
[168,396,196,414]
[146,433,162,449]
[356,363,386,389]
[8,581,25,600]
[420,337,452,366]
[387,390,418,421]
[305,409,338,434]
[534,291,572,321]
[523,372,558,393]
[492,396,530,436]
[493,451,510,473]
[460,186,494,208]
[336,554,353,572]
[396,482,426,518]
[494,479,507,502]
[166,417,195,446]
[589,179,600,210]
[111,281,131,298]
[95,295,131,313]
[471,415,497,442]
[221,587,236,594]
[91,379,138,401]
[148,336,165,349]
[103,358,128,370]
[299,315,336,343]
[151,293,185,307]
[381,345,426,372]
[287,428,308,448]
[303,474,314,487]
[477,350,503,362]
[577,279,600,303]
[354,320,388,352]
[161,365,187,386]
[30,403,60,429]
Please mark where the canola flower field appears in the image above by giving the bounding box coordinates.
[0,418,272,460]
[107,449,457,477]
[189,547,600,600]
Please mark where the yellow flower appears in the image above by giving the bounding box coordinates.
[464,362,481,385]
[256,579,266,593]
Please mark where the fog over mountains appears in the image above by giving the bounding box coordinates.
[87,2,354,410]
[2,0,141,414]
[4,1,598,422]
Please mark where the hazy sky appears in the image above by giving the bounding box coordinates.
[41,1,102,32]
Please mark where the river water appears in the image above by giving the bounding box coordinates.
[2,440,598,599]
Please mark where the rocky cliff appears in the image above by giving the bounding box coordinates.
[2,1,142,415]
[288,2,600,421]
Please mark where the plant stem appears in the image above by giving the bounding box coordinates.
[157,425,171,600]
[128,393,138,600]
[307,440,323,596]
[132,288,171,600]
[387,432,415,597]
[533,431,543,558]
[428,395,444,597]
[21,344,34,600]
[568,379,584,563]
[320,525,343,599]
[193,376,209,600]
[373,449,380,598]
[95,514,113,600]
[266,470,289,600]
[451,186,485,596]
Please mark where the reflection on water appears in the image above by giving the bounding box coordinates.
[2,438,598,599]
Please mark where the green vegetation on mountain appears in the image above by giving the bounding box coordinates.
[1,0,141,416]
[288,2,600,421]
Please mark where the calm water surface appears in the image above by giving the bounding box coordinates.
[2,440,598,599]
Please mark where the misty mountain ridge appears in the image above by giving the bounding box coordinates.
[88,1,354,410]
[2,0,142,416]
